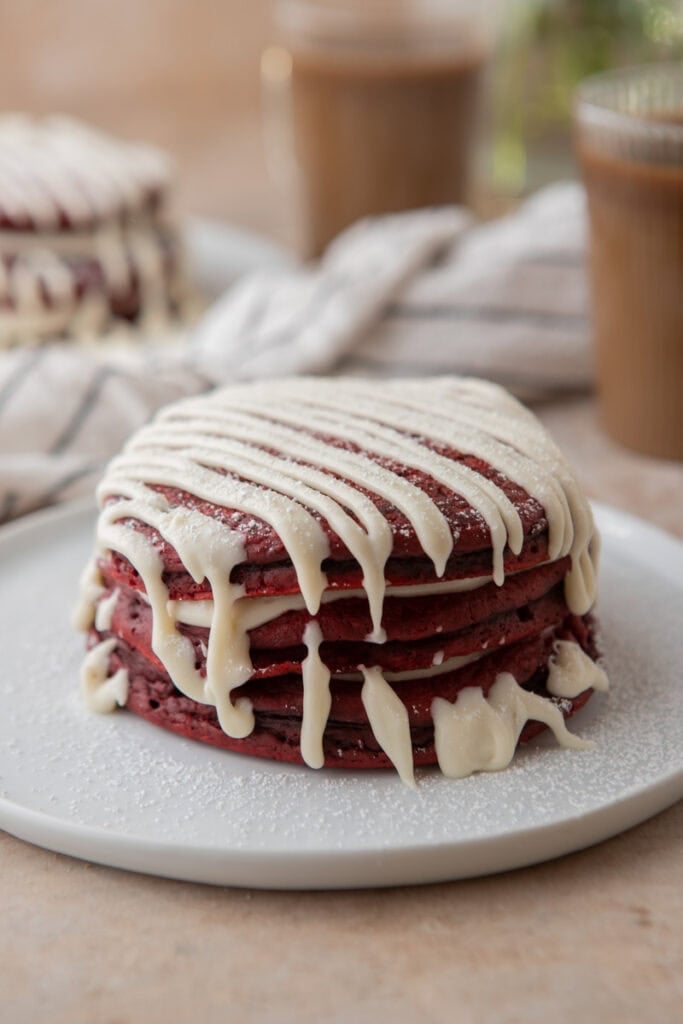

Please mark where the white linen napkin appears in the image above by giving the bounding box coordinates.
[0,183,591,522]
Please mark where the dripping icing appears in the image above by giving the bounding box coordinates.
[300,621,332,769]
[81,638,129,713]
[95,588,119,632]
[547,640,609,698]
[360,666,416,789]
[432,672,593,780]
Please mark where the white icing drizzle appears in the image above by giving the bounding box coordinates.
[72,557,105,631]
[168,403,522,586]
[159,403,481,552]
[360,666,416,788]
[300,622,332,769]
[547,640,609,698]
[166,572,495,629]
[230,378,593,607]
[94,588,119,632]
[0,115,189,343]
[395,379,595,612]
[81,637,129,713]
[432,672,593,780]
[100,467,329,616]
[98,496,256,738]
[123,414,454,631]
[79,376,604,784]
[127,431,397,640]
[335,650,484,683]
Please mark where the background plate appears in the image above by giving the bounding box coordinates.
[0,500,681,889]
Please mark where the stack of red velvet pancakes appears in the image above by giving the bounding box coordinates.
[76,376,608,786]
[0,114,190,346]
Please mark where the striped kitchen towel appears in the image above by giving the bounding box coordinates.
[194,183,590,390]
[0,183,591,522]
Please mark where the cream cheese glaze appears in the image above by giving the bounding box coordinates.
[165,572,496,630]
[94,587,119,633]
[360,666,417,788]
[300,621,332,769]
[78,376,605,782]
[547,640,609,698]
[81,637,129,713]
[432,672,593,780]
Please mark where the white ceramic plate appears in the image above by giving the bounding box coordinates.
[0,500,681,889]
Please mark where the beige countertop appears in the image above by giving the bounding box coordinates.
[1,796,681,1024]
[1,5,682,1018]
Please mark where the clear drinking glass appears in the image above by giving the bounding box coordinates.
[262,0,494,257]
[575,63,683,459]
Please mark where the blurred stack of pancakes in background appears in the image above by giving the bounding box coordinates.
[0,115,193,348]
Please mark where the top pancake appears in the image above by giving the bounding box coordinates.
[0,114,171,231]
[96,376,593,610]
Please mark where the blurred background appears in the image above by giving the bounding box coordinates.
[3,0,682,242]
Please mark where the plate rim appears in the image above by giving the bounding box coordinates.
[2,768,681,889]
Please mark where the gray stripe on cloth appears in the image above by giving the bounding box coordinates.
[49,365,117,455]
[0,490,18,524]
[387,303,588,329]
[521,250,584,267]
[0,347,47,415]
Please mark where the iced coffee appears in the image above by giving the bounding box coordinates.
[265,0,491,256]
[576,65,683,459]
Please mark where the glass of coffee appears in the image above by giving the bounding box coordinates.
[262,0,493,257]
[576,64,683,460]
